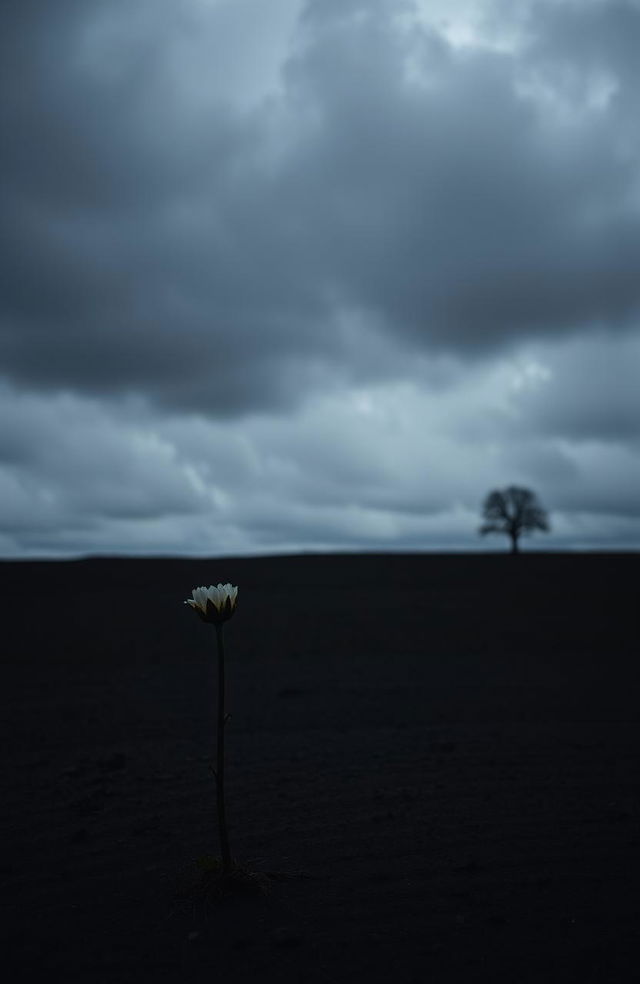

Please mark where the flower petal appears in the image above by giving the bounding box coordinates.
[194,586,209,613]
[205,585,219,610]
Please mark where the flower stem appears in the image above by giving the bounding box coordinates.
[214,623,232,873]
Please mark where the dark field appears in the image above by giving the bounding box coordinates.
[2,552,639,982]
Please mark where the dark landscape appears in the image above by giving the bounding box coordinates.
[2,552,639,982]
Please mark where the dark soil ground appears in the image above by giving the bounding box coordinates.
[1,552,639,982]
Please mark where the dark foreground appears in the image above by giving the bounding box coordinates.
[1,553,639,982]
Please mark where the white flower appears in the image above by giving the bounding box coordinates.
[185,583,238,624]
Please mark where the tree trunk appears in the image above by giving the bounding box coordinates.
[510,533,519,554]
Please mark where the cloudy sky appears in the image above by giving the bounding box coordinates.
[2,0,639,557]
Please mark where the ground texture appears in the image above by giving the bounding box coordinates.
[2,553,639,982]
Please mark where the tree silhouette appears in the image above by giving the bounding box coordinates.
[479,486,550,554]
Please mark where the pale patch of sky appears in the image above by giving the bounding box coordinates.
[412,0,527,52]
[509,360,553,394]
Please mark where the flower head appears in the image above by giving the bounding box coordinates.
[185,583,238,625]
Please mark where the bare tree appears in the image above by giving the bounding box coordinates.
[479,486,550,554]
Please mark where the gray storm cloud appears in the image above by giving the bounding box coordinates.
[1,0,639,555]
[2,0,640,409]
